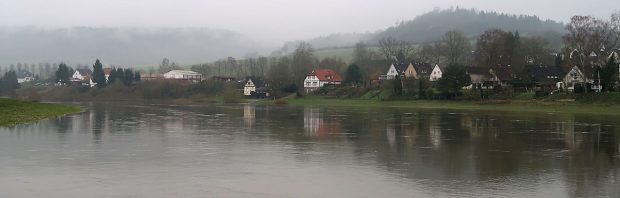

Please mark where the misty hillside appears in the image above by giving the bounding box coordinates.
[374,8,565,43]
[0,27,269,67]
[282,8,566,53]
[272,33,374,56]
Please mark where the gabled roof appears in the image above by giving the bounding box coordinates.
[432,64,444,72]
[528,65,562,82]
[412,62,432,75]
[17,70,34,78]
[76,68,92,76]
[103,67,113,75]
[392,63,408,74]
[308,69,343,82]
[466,66,491,77]
[490,66,514,80]
[166,70,200,75]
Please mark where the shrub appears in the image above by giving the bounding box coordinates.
[222,83,243,103]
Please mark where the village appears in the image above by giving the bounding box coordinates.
[10,45,614,103]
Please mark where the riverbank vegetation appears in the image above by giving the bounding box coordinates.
[281,94,620,115]
[0,98,83,126]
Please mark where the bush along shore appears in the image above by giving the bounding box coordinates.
[0,98,84,126]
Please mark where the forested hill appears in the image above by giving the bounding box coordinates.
[279,8,566,53]
[374,8,565,43]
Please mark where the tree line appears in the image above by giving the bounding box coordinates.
[55,59,141,88]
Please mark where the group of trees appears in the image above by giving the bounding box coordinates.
[55,59,141,88]
[0,70,19,95]
[562,12,620,91]
[0,62,58,81]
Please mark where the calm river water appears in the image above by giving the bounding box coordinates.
[1,103,619,197]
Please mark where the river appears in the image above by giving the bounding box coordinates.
[0,103,618,197]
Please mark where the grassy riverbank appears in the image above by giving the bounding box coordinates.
[283,95,620,115]
[0,98,84,126]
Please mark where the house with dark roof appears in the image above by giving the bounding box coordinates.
[412,63,433,79]
[71,68,93,86]
[559,65,600,92]
[465,66,493,89]
[489,66,515,87]
[244,78,270,98]
[303,69,343,93]
[379,62,433,81]
[527,65,562,91]
[379,63,408,80]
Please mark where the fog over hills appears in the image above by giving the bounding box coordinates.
[0,8,583,67]
[280,8,567,53]
[0,27,272,67]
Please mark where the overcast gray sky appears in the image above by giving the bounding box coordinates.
[0,0,617,43]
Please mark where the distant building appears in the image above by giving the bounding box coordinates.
[72,69,92,81]
[379,63,408,80]
[379,62,433,80]
[303,69,343,93]
[559,66,595,92]
[244,78,269,98]
[17,71,35,83]
[527,65,562,91]
[212,76,236,82]
[103,67,113,82]
[163,70,202,82]
[429,64,443,81]
[71,68,94,86]
[141,73,163,81]
[244,79,256,96]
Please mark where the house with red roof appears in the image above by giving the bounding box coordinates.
[303,69,343,93]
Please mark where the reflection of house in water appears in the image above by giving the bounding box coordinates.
[304,107,323,136]
[303,107,341,137]
[385,123,396,148]
[243,105,255,128]
[429,115,441,149]
[461,115,498,141]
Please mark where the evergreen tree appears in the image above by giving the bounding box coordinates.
[1,70,19,94]
[393,75,403,96]
[438,63,471,98]
[107,68,118,84]
[599,56,618,91]
[55,63,71,84]
[134,71,141,82]
[344,64,363,85]
[123,69,134,85]
[92,59,106,88]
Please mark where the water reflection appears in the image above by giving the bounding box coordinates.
[0,103,618,197]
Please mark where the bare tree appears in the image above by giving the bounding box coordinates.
[564,15,615,61]
[354,41,370,63]
[378,37,400,61]
[292,42,316,84]
[442,30,470,64]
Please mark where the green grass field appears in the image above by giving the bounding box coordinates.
[282,95,620,115]
[0,98,84,126]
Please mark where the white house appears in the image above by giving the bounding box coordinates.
[429,64,443,81]
[244,79,256,96]
[303,69,343,93]
[17,71,35,83]
[560,66,593,92]
[72,69,92,81]
[163,70,202,81]
[379,63,408,80]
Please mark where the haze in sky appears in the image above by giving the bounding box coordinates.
[1,0,617,43]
